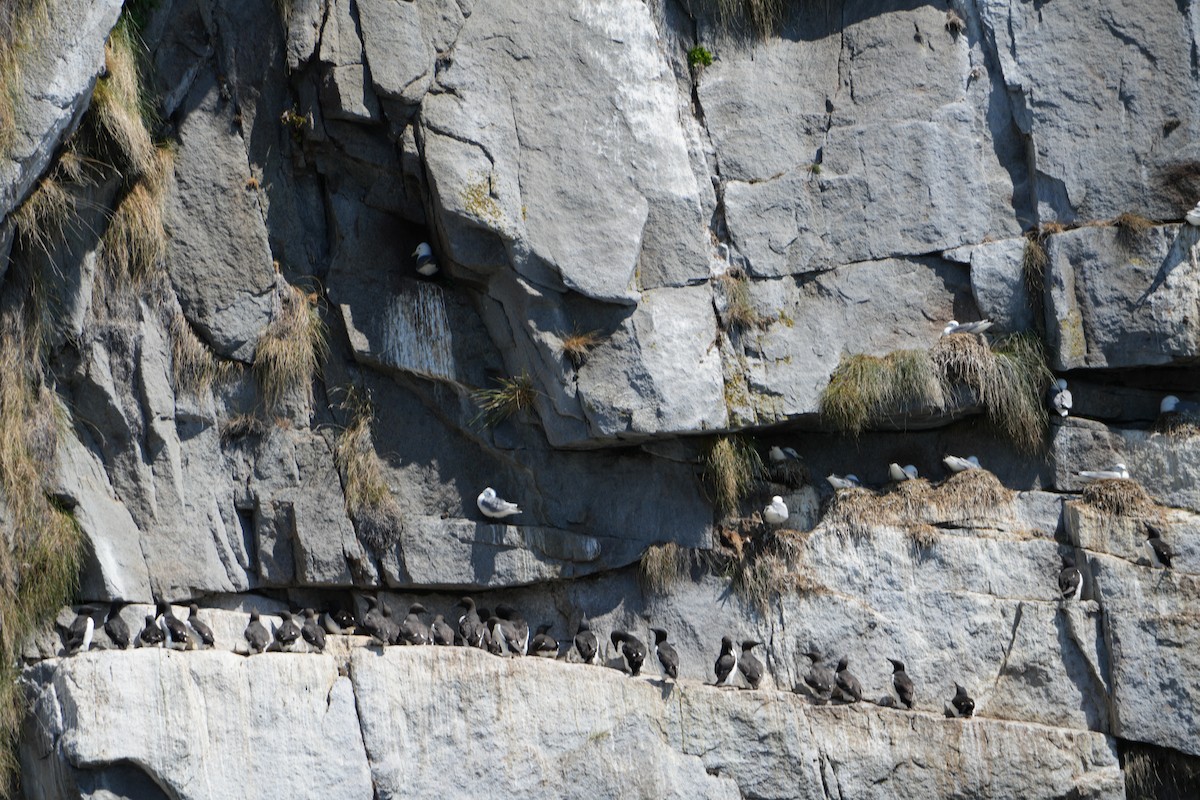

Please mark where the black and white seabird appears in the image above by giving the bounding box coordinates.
[477,608,493,652]
[477,487,521,520]
[1049,379,1072,418]
[610,631,647,676]
[887,658,914,709]
[713,636,738,687]
[1058,555,1083,601]
[650,628,678,680]
[1146,526,1174,569]
[301,608,327,652]
[188,604,215,648]
[275,611,302,651]
[64,606,96,654]
[738,640,764,689]
[244,610,270,654]
[769,446,801,463]
[888,463,919,482]
[412,242,438,277]
[949,683,975,717]
[456,597,485,648]
[158,602,191,650]
[530,624,559,658]
[485,616,518,656]
[399,604,431,645]
[324,608,356,635]
[104,602,130,650]
[942,319,993,337]
[1161,395,1200,416]
[834,656,863,703]
[361,596,390,646]
[802,651,834,702]
[496,604,529,656]
[574,618,599,664]
[139,614,165,648]
[430,614,455,646]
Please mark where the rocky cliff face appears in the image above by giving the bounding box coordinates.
[4,0,1200,797]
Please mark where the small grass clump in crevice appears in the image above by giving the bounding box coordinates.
[471,372,538,427]
[334,390,403,552]
[932,469,1015,518]
[560,328,601,369]
[819,349,945,435]
[12,174,74,259]
[728,529,818,613]
[91,19,158,179]
[703,434,765,516]
[945,9,966,35]
[1022,230,1049,299]
[170,312,232,397]
[687,45,713,69]
[254,283,328,414]
[1122,740,1200,800]
[1113,211,1153,251]
[715,0,785,39]
[716,270,761,331]
[100,145,173,287]
[1080,479,1160,519]
[639,541,687,596]
[219,413,267,445]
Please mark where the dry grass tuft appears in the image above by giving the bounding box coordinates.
[334,390,403,551]
[254,283,328,413]
[823,487,894,539]
[768,458,809,489]
[944,9,966,35]
[881,478,935,521]
[560,329,601,369]
[1022,231,1048,298]
[91,19,157,179]
[715,0,785,39]
[639,542,687,596]
[703,435,764,516]
[170,312,232,397]
[729,529,816,613]
[101,146,173,286]
[1123,741,1200,800]
[0,0,49,157]
[471,372,538,427]
[1154,411,1200,438]
[1080,479,1159,518]
[819,349,945,435]
[12,175,74,259]
[1114,212,1153,251]
[717,270,761,331]
[1156,161,1200,216]
[933,469,1015,517]
[219,413,267,445]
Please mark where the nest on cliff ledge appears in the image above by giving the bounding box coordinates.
[823,486,898,539]
[1079,478,1160,519]
[932,469,1016,519]
[727,529,821,614]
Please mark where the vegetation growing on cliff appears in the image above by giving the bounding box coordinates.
[334,390,403,552]
[255,283,329,414]
[471,372,537,427]
[639,541,687,595]
[703,434,764,516]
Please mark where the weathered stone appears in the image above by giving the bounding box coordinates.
[356,0,439,112]
[946,237,1034,334]
[286,0,326,70]
[1044,224,1200,370]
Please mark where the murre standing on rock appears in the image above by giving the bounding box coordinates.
[104,602,130,650]
[496,604,529,655]
[457,597,485,648]
[188,604,215,648]
[430,614,455,646]
[802,651,835,702]
[139,614,165,648]
[412,242,438,277]
[887,658,914,709]
[244,611,270,654]
[1077,463,1130,481]
[942,319,993,337]
[158,602,191,650]
[650,628,678,680]
[834,656,863,703]
[487,615,523,656]
[763,496,789,526]
[275,611,302,651]
[611,631,647,676]
[738,640,764,689]
[714,636,738,687]
[1058,555,1083,600]
[399,604,431,645]
[530,624,559,658]
[943,455,980,473]
[1049,379,1072,418]
[574,618,599,664]
[361,596,389,646]
[477,487,521,520]
[888,463,919,482]
[826,474,861,491]
[948,683,975,718]
[301,609,327,652]
[1145,525,1174,569]
[323,608,356,636]
[64,606,95,654]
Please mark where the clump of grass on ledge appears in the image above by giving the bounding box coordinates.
[1113,211,1153,251]
[687,45,713,69]
[1022,230,1049,298]
[716,270,761,331]
[822,486,893,539]
[716,0,784,39]
[12,174,74,259]
[335,390,403,552]
[639,542,686,596]
[1123,740,1200,800]
[170,312,232,397]
[471,372,537,427]
[219,413,267,445]
[819,349,945,435]
[560,328,601,369]
[1080,478,1159,518]
[91,18,158,179]
[703,434,764,516]
[933,469,1015,517]
[101,146,173,287]
[729,529,817,613]
[254,283,328,413]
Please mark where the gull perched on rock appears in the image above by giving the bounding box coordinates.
[412,242,438,277]
[1049,379,1072,417]
[1187,202,1200,226]
[763,496,789,526]
[1077,463,1130,481]
[942,319,993,337]
[943,455,980,473]
[826,474,860,490]
[1161,395,1200,415]
[888,463,919,482]
[478,487,521,519]
[769,446,800,463]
